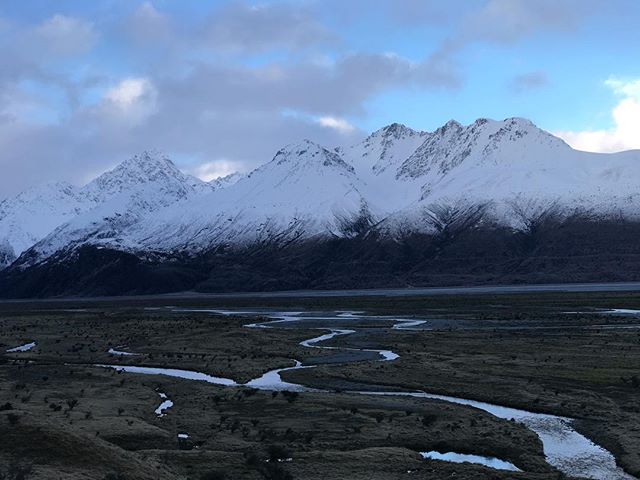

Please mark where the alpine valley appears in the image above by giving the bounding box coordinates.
[3,117,640,297]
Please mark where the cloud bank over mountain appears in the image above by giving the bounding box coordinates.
[0,0,638,197]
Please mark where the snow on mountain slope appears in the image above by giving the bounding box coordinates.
[14,151,215,267]
[128,140,370,253]
[1,150,216,269]
[339,123,428,212]
[0,182,96,267]
[210,172,244,190]
[396,117,569,197]
[419,118,640,207]
[8,117,640,270]
[83,150,213,201]
[343,123,427,175]
[381,118,640,233]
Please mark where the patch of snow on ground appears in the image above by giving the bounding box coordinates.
[421,451,520,471]
[6,342,36,352]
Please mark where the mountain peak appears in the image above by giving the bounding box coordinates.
[436,119,463,133]
[369,122,422,139]
[341,122,428,177]
[396,116,570,182]
[503,116,535,127]
[271,140,354,172]
[82,150,209,201]
[114,149,175,173]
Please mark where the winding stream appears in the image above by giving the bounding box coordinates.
[98,308,636,479]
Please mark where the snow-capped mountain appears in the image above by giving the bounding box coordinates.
[15,151,216,266]
[82,150,213,202]
[0,181,97,267]
[5,117,640,274]
[1,151,214,268]
[384,118,640,233]
[339,122,429,212]
[127,139,370,253]
[210,172,244,190]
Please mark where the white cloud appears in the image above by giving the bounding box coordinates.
[191,160,245,182]
[606,77,640,98]
[317,116,356,134]
[101,78,158,125]
[105,78,152,107]
[556,78,640,153]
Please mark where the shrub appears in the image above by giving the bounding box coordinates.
[1,461,33,480]
[7,413,20,425]
[104,473,127,480]
[267,445,291,462]
[200,472,227,480]
[281,391,298,403]
[259,463,293,480]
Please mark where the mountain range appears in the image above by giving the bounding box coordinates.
[3,117,640,297]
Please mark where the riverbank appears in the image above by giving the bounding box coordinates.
[1,293,639,478]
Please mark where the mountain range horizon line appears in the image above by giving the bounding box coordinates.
[18,115,640,195]
[3,114,640,289]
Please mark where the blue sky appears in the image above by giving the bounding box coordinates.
[1,0,639,195]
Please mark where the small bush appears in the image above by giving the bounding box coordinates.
[243,388,258,397]
[281,391,298,403]
[200,471,227,480]
[259,463,293,480]
[421,414,437,427]
[7,413,20,425]
[104,473,127,480]
[267,445,291,462]
[2,461,33,480]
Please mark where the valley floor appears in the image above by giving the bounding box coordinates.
[1,291,639,479]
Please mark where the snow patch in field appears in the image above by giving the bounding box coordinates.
[154,392,173,417]
[96,364,237,386]
[6,342,36,352]
[108,347,140,356]
[421,451,520,471]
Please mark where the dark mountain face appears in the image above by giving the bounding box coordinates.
[4,216,640,298]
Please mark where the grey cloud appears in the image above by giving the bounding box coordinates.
[0,13,100,115]
[153,51,459,121]
[202,2,336,53]
[318,0,468,28]
[0,94,365,198]
[460,0,594,46]
[0,0,467,198]
[8,0,595,199]
[30,14,98,57]
[510,71,549,93]
[378,0,470,26]
[125,2,173,44]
